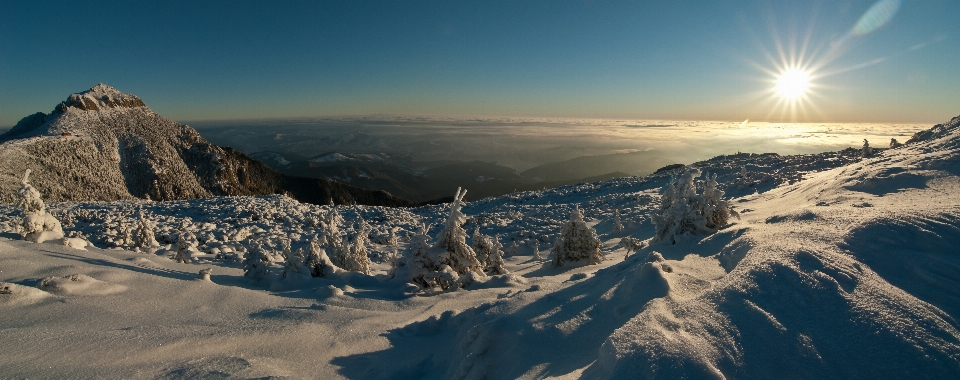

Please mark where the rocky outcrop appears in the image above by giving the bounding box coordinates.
[0,85,413,207]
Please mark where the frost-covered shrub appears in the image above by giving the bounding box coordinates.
[617,237,643,257]
[435,188,483,276]
[486,236,508,275]
[242,242,270,281]
[16,169,64,243]
[653,168,739,244]
[281,247,309,280]
[861,139,873,158]
[890,138,903,149]
[552,206,604,267]
[174,230,197,263]
[304,236,340,278]
[472,226,494,269]
[340,220,372,274]
[613,210,624,233]
[134,213,159,252]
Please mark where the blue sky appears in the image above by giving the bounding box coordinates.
[1,0,958,127]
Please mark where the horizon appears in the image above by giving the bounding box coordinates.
[2,1,959,127]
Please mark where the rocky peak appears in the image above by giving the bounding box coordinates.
[59,83,146,111]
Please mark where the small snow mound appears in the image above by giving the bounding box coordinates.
[0,282,54,305]
[62,237,89,250]
[62,84,146,111]
[37,274,127,296]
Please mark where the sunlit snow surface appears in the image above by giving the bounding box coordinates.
[2,118,959,378]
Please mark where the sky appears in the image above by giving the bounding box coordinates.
[1,0,958,127]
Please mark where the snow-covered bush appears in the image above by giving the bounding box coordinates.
[174,230,197,263]
[890,138,903,148]
[339,220,372,274]
[242,242,270,281]
[472,226,494,269]
[134,213,159,252]
[653,168,739,244]
[617,237,643,257]
[16,169,64,243]
[303,236,340,278]
[613,210,624,233]
[486,236,508,275]
[551,206,604,267]
[861,139,873,158]
[281,247,309,280]
[435,188,483,277]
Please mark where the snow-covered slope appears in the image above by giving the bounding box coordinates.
[1,116,959,378]
[0,85,412,207]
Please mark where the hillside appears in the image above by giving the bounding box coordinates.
[0,85,412,207]
[1,115,959,378]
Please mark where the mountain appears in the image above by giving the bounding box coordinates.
[0,85,413,207]
[250,150,636,203]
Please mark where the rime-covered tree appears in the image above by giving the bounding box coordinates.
[508,241,519,257]
[861,139,873,157]
[340,220,372,274]
[552,206,604,266]
[304,236,339,278]
[653,168,739,244]
[435,188,483,276]
[16,169,63,243]
[243,242,270,281]
[472,226,493,269]
[403,224,441,287]
[134,214,159,252]
[281,246,309,280]
[890,138,903,148]
[613,210,624,233]
[533,240,543,261]
[174,230,196,263]
[486,236,508,275]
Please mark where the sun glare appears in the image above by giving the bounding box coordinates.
[775,69,810,100]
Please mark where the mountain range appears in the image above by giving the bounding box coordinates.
[0,85,412,207]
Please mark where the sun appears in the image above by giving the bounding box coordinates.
[775,69,811,100]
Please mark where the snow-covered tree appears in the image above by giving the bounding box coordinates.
[552,206,604,267]
[174,230,196,263]
[319,208,345,253]
[613,210,624,233]
[861,139,873,157]
[533,240,543,261]
[617,237,643,258]
[339,220,372,274]
[435,188,483,276]
[133,212,160,252]
[281,246,309,280]
[472,226,493,269]
[16,169,64,243]
[653,168,739,244]
[508,241,519,256]
[243,242,270,281]
[486,236,508,275]
[890,138,903,148]
[303,236,339,278]
[402,224,440,287]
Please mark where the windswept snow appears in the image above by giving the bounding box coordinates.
[2,117,960,378]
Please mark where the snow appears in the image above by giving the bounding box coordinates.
[1,117,960,377]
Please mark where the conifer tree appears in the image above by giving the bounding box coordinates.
[243,242,270,281]
[16,169,63,243]
[435,188,483,276]
[174,230,196,263]
[486,236,509,275]
[613,210,624,233]
[340,220,372,274]
[552,206,604,267]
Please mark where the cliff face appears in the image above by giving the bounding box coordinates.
[0,85,413,207]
